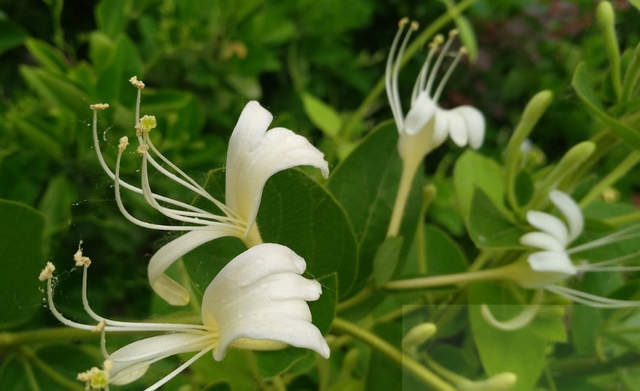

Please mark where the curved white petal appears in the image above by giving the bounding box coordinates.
[446,109,468,147]
[403,92,437,136]
[527,250,577,275]
[450,105,485,149]
[520,231,565,252]
[225,102,329,235]
[431,108,449,149]
[526,210,569,247]
[549,190,583,242]
[201,243,330,361]
[109,333,211,385]
[149,229,235,306]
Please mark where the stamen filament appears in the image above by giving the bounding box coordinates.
[386,18,411,129]
[142,347,213,391]
[424,30,457,97]
[546,285,640,308]
[432,48,466,103]
[568,225,640,254]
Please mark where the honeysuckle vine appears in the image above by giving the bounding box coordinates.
[91,77,329,305]
[386,190,640,330]
[385,19,485,237]
[39,244,329,391]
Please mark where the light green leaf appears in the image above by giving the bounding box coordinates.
[0,200,45,329]
[24,39,69,74]
[19,66,89,117]
[37,174,75,236]
[327,122,421,290]
[630,0,640,12]
[302,92,342,138]
[12,118,64,162]
[89,32,116,77]
[95,0,131,39]
[454,15,477,63]
[469,188,525,249]
[453,150,506,221]
[372,237,403,288]
[469,282,547,391]
[572,62,640,150]
[95,35,143,102]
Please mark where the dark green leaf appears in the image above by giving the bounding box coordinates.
[37,175,76,236]
[572,62,640,150]
[327,122,421,291]
[0,20,29,56]
[0,200,45,329]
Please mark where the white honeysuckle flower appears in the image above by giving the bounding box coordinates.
[39,244,330,391]
[482,190,640,331]
[385,18,485,166]
[385,19,485,238]
[91,77,329,306]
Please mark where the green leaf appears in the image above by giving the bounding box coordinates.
[37,174,76,236]
[630,0,640,14]
[454,15,477,63]
[0,354,38,391]
[572,62,640,150]
[423,224,468,276]
[19,67,89,117]
[189,350,257,391]
[327,122,421,290]
[453,150,506,221]
[183,168,356,296]
[0,20,29,56]
[95,35,143,102]
[95,0,131,39]
[12,118,64,162]
[469,188,525,249]
[622,42,640,101]
[469,282,547,391]
[0,200,45,329]
[259,170,358,295]
[89,32,116,77]
[24,39,69,74]
[372,237,403,288]
[301,92,342,138]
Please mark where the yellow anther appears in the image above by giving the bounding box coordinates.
[140,115,157,131]
[137,145,149,155]
[410,21,419,31]
[90,103,109,110]
[93,319,107,332]
[38,262,56,281]
[129,76,145,89]
[398,17,409,28]
[449,29,459,37]
[459,47,468,55]
[73,248,92,267]
[434,34,445,45]
[118,136,129,152]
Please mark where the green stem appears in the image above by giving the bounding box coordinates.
[331,318,456,391]
[338,0,478,141]
[21,347,85,391]
[385,265,510,290]
[579,150,640,208]
[0,328,97,351]
[336,286,375,312]
[271,375,288,391]
[551,352,640,378]
[387,158,420,237]
[604,210,640,226]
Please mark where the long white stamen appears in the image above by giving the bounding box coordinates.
[432,48,466,103]
[424,30,458,96]
[547,285,640,308]
[138,130,239,221]
[568,225,640,254]
[391,20,418,130]
[114,143,240,232]
[480,289,544,331]
[91,109,215,217]
[142,347,213,391]
[411,38,440,104]
[386,18,410,129]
